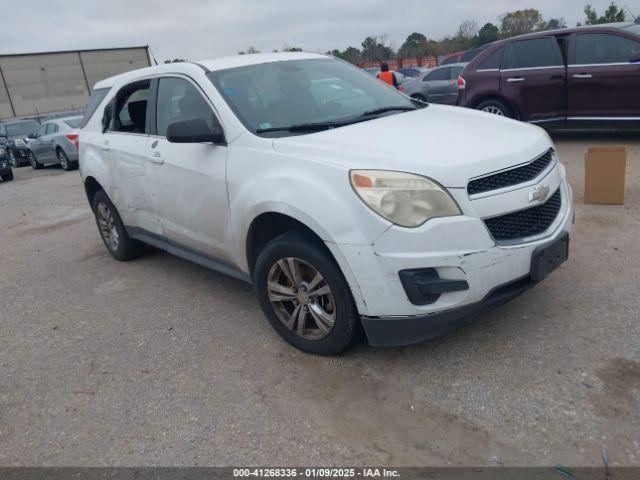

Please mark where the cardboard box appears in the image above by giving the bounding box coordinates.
[584,146,627,205]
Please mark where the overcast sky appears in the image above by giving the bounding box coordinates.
[0,0,630,61]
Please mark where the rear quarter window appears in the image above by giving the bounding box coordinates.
[477,46,504,70]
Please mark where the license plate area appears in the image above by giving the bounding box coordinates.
[530,233,569,283]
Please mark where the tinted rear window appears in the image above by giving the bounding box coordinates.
[477,46,504,70]
[460,47,486,62]
[80,87,110,128]
[505,37,563,69]
[425,67,449,81]
[574,33,640,64]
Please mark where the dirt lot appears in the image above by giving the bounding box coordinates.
[0,132,639,467]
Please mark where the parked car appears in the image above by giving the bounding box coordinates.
[0,119,40,167]
[26,116,82,170]
[401,63,467,104]
[80,52,572,355]
[397,67,428,78]
[440,46,487,66]
[0,145,13,182]
[38,109,85,124]
[457,22,640,125]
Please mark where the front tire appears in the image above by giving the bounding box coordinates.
[92,190,144,261]
[254,231,358,355]
[28,151,42,170]
[0,169,13,181]
[9,150,18,168]
[476,99,513,118]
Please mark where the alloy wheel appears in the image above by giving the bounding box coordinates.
[58,150,68,169]
[96,202,120,252]
[266,257,336,340]
[9,150,17,167]
[481,105,505,116]
[28,152,37,169]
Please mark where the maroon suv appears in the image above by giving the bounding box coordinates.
[457,22,640,126]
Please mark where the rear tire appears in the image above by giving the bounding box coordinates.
[57,149,73,171]
[476,99,514,118]
[28,151,42,170]
[254,231,359,355]
[411,93,427,103]
[92,190,144,261]
[0,169,13,181]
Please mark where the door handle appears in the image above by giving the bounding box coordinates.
[573,73,593,79]
[100,141,110,151]
[507,77,525,83]
[149,151,163,164]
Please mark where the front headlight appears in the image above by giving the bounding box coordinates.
[350,170,461,227]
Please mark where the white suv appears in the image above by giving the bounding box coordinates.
[80,52,573,355]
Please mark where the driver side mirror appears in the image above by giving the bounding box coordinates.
[166,118,226,145]
[28,133,36,139]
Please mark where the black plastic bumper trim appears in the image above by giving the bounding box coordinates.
[399,268,469,305]
[362,275,534,347]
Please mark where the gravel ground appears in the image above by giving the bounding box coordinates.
[0,132,638,467]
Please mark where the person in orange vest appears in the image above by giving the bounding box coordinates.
[376,63,399,89]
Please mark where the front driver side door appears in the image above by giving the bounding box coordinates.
[146,75,231,262]
[31,124,48,159]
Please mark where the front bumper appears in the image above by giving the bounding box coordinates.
[327,173,573,347]
[362,233,569,347]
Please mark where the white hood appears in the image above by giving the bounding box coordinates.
[272,104,553,188]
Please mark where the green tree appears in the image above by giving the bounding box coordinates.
[545,18,567,30]
[476,23,500,45]
[398,32,427,58]
[500,9,545,38]
[282,46,303,52]
[163,58,186,63]
[584,3,626,24]
[361,36,394,61]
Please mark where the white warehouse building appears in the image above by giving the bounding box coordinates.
[0,46,152,120]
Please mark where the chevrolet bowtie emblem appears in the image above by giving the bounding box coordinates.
[529,184,550,203]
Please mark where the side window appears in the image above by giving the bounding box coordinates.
[156,77,215,137]
[504,38,563,69]
[111,81,150,134]
[449,66,464,80]
[36,125,47,138]
[478,47,504,70]
[425,68,450,81]
[574,33,640,64]
[80,87,110,129]
[45,124,58,135]
[0,126,5,137]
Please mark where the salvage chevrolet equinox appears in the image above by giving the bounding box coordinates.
[80,52,573,355]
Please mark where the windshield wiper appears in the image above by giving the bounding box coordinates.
[359,106,417,117]
[256,121,348,134]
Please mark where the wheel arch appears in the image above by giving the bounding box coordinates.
[472,94,520,119]
[243,209,367,314]
[84,176,104,209]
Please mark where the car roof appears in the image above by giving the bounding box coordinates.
[1,119,39,125]
[94,52,327,89]
[490,22,636,44]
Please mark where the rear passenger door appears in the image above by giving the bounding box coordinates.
[41,123,59,162]
[31,124,49,159]
[102,79,158,234]
[567,32,640,119]
[500,36,566,122]
[146,75,231,261]
[422,67,451,103]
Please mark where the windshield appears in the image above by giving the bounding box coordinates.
[208,58,416,137]
[6,121,40,137]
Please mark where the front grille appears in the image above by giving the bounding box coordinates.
[468,149,554,195]
[484,188,562,242]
